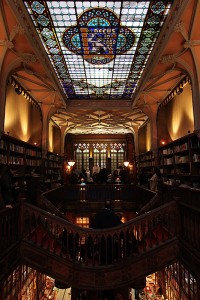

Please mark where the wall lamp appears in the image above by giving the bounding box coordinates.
[123,161,129,168]
[68,161,75,167]
[15,87,22,95]
[177,87,183,95]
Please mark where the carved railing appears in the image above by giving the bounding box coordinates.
[42,184,156,212]
[19,201,180,289]
[1,184,200,289]
[0,204,20,254]
[21,201,179,267]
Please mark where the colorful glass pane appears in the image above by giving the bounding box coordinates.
[23,0,174,99]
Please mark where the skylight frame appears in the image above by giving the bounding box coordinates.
[23,0,173,100]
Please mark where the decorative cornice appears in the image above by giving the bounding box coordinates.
[20,52,38,64]
[160,53,178,64]
[158,76,190,110]
[174,20,185,33]
[11,24,24,38]
[66,100,132,108]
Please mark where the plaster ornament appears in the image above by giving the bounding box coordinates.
[0,39,14,49]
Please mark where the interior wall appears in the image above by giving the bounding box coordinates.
[138,121,151,154]
[48,121,61,154]
[53,125,61,154]
[49,121,53,152]
[4,84,42,146]
[157,82,194,146]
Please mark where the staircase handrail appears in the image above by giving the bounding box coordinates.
[22,200,179,267]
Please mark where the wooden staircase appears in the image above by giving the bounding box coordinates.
[20,201,179,290]
[1,184,200,291]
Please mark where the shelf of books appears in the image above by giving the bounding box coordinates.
[158,133,200,188]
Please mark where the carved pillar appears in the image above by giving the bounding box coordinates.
[141,104,159,164]
[60,125,68,155]
[194,129,200,141]
[133,125,139,156]
[40,104,51,157]
[126,133,135,163]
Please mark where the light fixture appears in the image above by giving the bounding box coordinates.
[177,87,183,95]
[123,161,129,167]
[15,87,22,95]
[68,161,75,167]
[160,140,166,145]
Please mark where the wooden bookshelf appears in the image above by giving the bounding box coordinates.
[42,151,63,189]
[0,134,42,176]
[137,150,155,178]
[158,133,200,187]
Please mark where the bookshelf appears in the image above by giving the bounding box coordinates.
[158,133,200,187]
[137,151,155,178]
[42,151,63,189]
[0,135,64,190]
[0,134,42,176]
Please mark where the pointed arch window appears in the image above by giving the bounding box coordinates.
[110,143,126,172]
[74,143,90,170]
[93,143,107,169]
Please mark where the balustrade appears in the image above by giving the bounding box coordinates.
[0,204,20,253]
[42,184,155,209]
[22,201,178,267]
[1,184,200,290]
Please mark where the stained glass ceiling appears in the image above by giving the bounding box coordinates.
[23,1,173,100]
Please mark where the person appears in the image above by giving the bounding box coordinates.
[119,165,130,184]
[118,166,126,183]
[98,168,108,184]
[78,169,87,183]
[0,164,19,206]
[92,200,122,264]
[92,172,98,184]
[149,167,162,191]
[0,184,12,209]
[111,169,118,184]
[138,170,149,188]
[25,169,41,205]
[68,170,78,184]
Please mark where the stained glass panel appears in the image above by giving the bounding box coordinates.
[23,1,173,100]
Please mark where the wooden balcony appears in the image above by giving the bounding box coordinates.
[0,184,200,290]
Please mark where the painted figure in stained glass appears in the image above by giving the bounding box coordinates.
[24,0,174,99]
[62,8,135,65]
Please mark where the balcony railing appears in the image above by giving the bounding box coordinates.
[42,184,155,212]
[21,201,178,267]
[1,184,200,290]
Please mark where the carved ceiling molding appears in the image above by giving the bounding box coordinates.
[132,0,189,106]
[19,52,37,64]
[0,6,23,50]
[174,20,188,40]
[10,24,24,40]
[0,39,14,49]
[8,0,66,100]
[160,53,178,65]
[184,40,200,49]
[66,100,132,109]
[8,0,44,59]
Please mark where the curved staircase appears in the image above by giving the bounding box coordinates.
[20,200,179,290]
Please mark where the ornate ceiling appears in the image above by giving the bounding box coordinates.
[1,0,199,135]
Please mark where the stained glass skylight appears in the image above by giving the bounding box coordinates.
[23,1,174,100]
